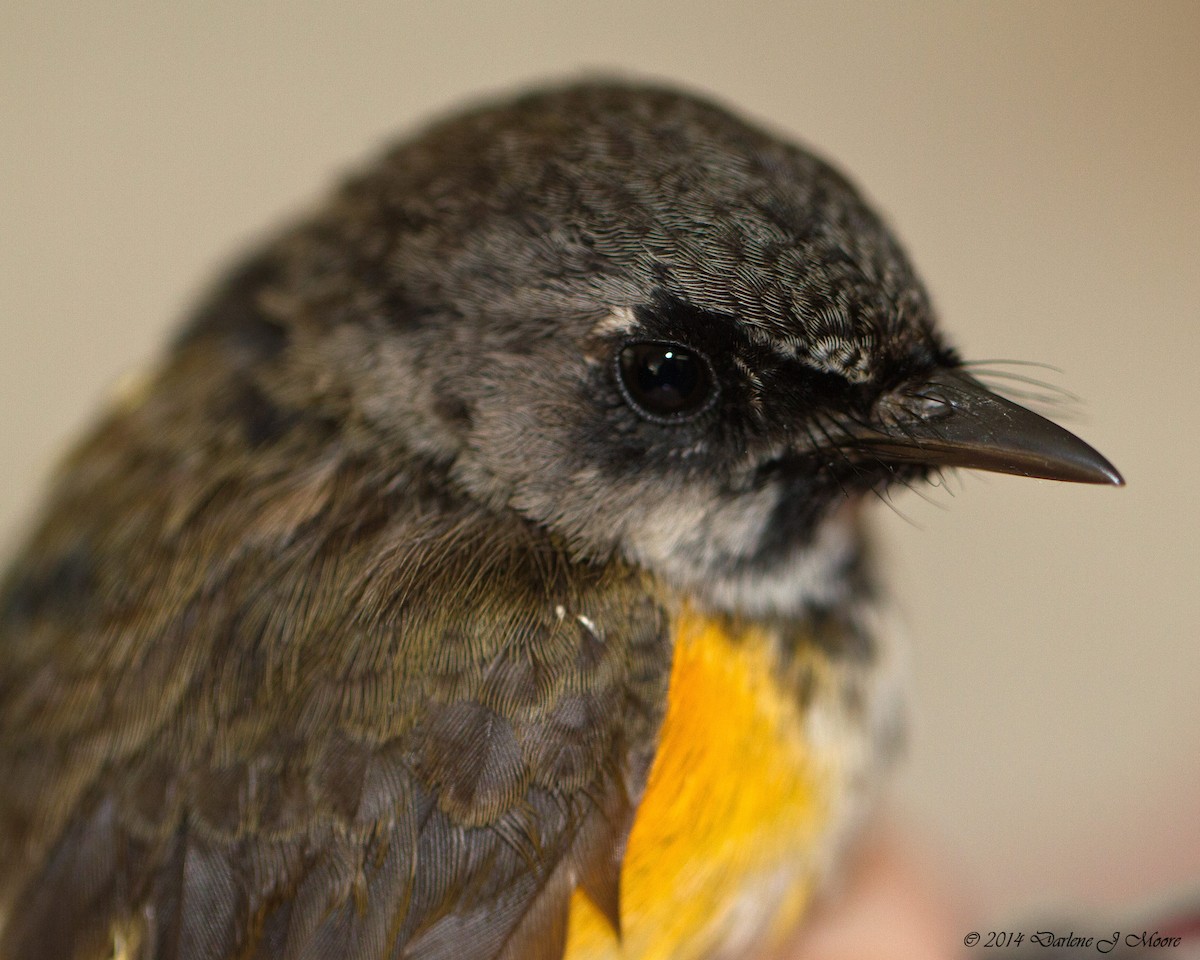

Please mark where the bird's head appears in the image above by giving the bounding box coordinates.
[229,81,1120,615]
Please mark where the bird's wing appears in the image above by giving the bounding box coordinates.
[0,425,671,960]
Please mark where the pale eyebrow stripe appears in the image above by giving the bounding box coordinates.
[589,306,640,338]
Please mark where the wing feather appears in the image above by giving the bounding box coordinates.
[0,419,669,959]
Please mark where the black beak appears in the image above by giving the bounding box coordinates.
[850,368,1124,485]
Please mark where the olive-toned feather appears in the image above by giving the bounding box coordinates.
[0,245,671,959]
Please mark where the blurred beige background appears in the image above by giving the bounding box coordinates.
[3,0,1197,925]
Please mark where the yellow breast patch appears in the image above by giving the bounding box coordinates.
[564,607,834,960]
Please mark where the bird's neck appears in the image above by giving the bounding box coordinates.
[654,503,870,622]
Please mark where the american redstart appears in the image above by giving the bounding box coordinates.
[0,81,1121,960]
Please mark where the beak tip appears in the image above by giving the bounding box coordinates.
[1065,444,1124,487]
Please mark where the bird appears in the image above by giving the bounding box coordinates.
[0,80,1122,960]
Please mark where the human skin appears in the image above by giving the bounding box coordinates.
[781,829,964,960]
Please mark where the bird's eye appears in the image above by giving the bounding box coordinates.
[616,341,716,421]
